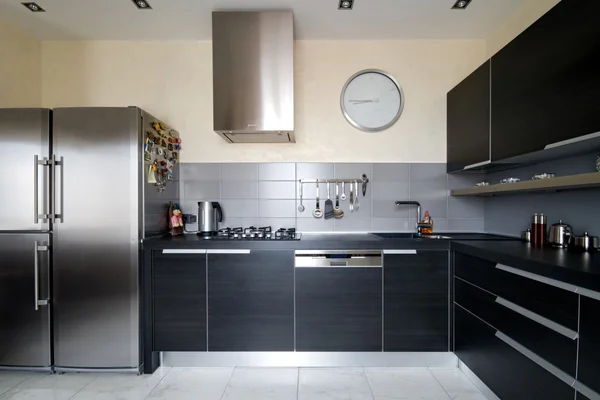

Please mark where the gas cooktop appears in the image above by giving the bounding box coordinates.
[200,226,301,240]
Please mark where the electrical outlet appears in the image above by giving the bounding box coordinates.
[183,214,197,224]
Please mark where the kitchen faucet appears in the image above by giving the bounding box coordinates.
[394,201,432,236]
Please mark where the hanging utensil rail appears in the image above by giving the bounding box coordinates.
[298,174,368,196]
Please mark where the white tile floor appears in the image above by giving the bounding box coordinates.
[0,367,488,400]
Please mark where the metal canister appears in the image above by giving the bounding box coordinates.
[521,229,532,242]
[531,213,547,247]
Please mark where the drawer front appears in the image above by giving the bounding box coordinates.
[578,296,600,397]
[296,267,382,352]
[455,252,578,330]
[207,251,294,351]
[383,251,449,351]
[455,305,575,400]
[455,277,578,376]
[153,253,207,351]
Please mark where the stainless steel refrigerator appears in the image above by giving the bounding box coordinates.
[0,107,178,371]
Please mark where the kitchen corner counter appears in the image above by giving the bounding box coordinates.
[452,240,600,292]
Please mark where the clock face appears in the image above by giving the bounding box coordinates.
[341,70,404,132]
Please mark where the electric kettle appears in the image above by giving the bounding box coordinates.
[198,201,223,236]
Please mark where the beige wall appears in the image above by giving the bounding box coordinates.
[0,20,41,107]
[42,40,485,163]
[486,0,560,58]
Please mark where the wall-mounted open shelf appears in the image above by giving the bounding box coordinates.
[450,172,600,197]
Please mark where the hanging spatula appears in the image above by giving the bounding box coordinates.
[324,182,334,220]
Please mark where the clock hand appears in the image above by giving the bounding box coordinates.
[349,99,380,104]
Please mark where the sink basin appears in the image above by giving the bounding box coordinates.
[370,232,451,240]
[370,233,416,239]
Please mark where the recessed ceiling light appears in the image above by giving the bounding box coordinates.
[452,0,472,10]
[132,0,152,10]
[22,2,45,12]
[339,0,354,10]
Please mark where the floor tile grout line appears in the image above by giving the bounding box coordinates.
[142,367,173,400]
[218,367,236,400]
[66,372,103,400]
[427,367,454,400]
[362,367,377,400]
[296,367,300,400]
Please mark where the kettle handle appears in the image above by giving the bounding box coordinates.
[213,202,223,223]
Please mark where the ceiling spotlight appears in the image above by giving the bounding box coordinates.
[132,0,152,9]
[339,0,354,10]
[22,2,45,12]
[452,0,472,10]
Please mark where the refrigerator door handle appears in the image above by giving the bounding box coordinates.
[51,155,64,223]
[34,155,50,223]
[34,241,40,311]
[34,156,39,224]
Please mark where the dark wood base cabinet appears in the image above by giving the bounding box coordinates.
[296,267,382,351]
[153,252,207,351]
[384,251,448,351]
[207,250,294,351]
[455,305,575,400]
[577,296,600,396]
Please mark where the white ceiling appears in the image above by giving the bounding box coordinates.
[0,0,527,41]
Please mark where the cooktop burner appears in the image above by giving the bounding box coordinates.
[204,226,301,240]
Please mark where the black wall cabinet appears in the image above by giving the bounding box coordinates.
[577,296,600,396]
[447,61,491,173]
[153,252,207,351]
[296,267,382,351]
[207,250,294,351]
[491,0,600,161]
[384,251,448,351]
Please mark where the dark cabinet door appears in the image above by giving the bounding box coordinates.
[296,267,382,351]
[578,296,600,396]
[491,0,600,161]
[207,250,294,351]
[455,305,575,400]
[447,60,490,172]
[384,251,448,351]
[153,251,207,351]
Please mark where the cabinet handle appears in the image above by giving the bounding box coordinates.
[495,297,578,340]
[544,131,600,150]
[495,331,576,387]
[463,160,491,170]
[207,250,251,254]
[162,249,207,254]
[383,250,417,255]
[495,264,578,293]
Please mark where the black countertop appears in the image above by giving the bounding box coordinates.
[452,241,600,292]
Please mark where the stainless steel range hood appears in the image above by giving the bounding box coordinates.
[212,11,295,143]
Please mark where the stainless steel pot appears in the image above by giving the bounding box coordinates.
[569,232,599,252]
[548,220,572,248]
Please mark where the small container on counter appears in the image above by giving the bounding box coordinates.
[569,232,600,252]
[521,229,531,243]
[531,213,547,247]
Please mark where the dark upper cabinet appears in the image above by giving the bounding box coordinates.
[491,0,600,161]
[577,296,600,396]
[153,252,207,351]
[455,305,575,400]
[383,251,448,351]
[296,267,382,351]
[447,61,491,172]
[207,250,294,351]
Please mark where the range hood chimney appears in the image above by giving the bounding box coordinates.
[212,11,295,143]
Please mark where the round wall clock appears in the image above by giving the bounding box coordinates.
[340,69,404,132]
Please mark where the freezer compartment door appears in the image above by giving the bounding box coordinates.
[52,107,141,369]
[0,109,51,231]
[0,234,51,367]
